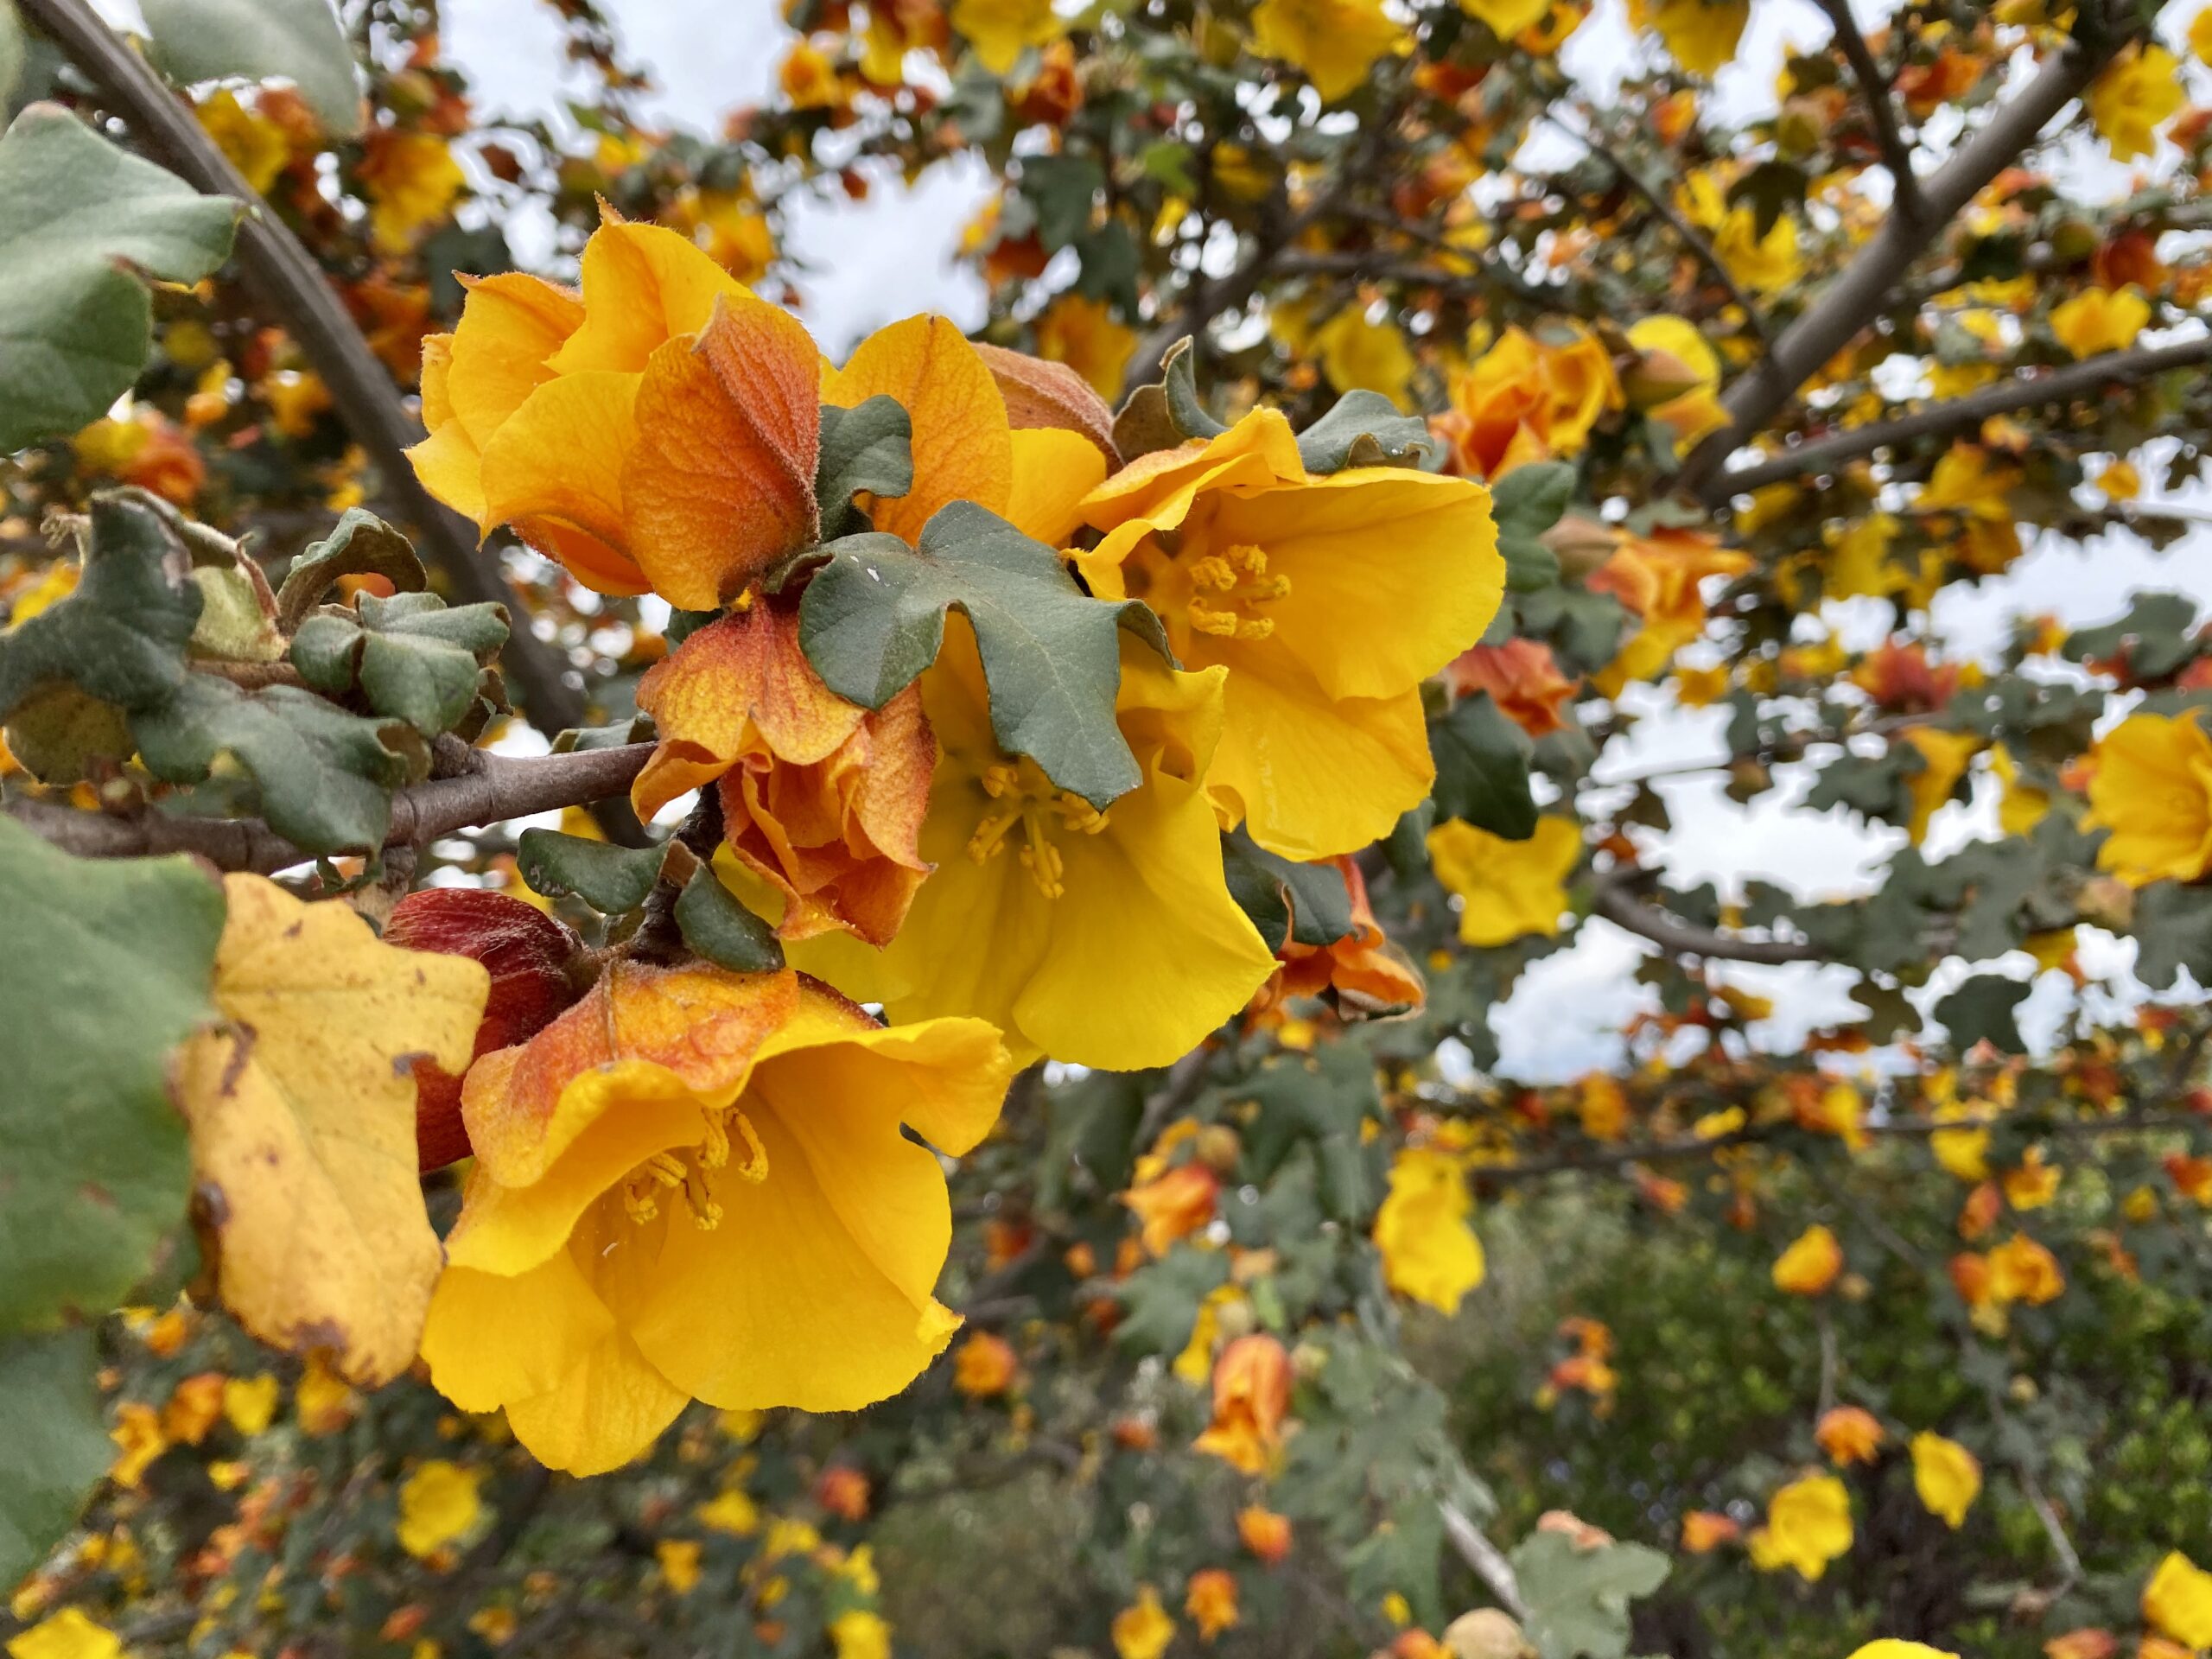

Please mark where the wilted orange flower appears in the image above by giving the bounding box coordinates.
[1681,1510,1740,1553]
[1238,1504,1294,1565]
[1588,527,1751,691]
[633,602,934,944]
[1193,1334,1293,1475]
[1987,1232,2064,1306]
[1815,1406,1885,1466]
[1254,855,1425,1018]
[2166,1153,2212,1205]
[953,1330,1019,1398]
[815,1465,871,1521]
[1434,322,1623,479]
[1852,639,1964,715]
[1123,1161,1222,1257]
[1185,1568,1240,1640]
[1444,639,1579,736]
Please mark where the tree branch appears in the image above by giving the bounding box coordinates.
[4,742,652,874]
[1681,24,2124,502]
[1710,335,2212,494]
[1815,0,1925,224]
[1439,1500,1528,1620]
[1591,879,1828,964]
[18,0,586,742]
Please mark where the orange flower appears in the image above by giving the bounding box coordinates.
[1443,639,1579,736]
[1434,322,1622,479]
[1254,855,1425,1018]
[1185,1569,1240,1640]
[1122,1160,1221,1256]
[814,1465,871,1521]
[2042,1630,2117,1659]
[1588,527,1752,691]
[1815,1405,1885,1466]
[1680,1510,1740,1553]
[1237,1504,1294,1566]
[1193,1334,1293,1475]
[1949,1250,1995,1307]
[1987,1232,2064,1306]
[953,1330,1019,1398]
[1771,1224,1843,1295]
[633,602,935,944]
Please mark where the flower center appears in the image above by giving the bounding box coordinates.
[965,758,1109,899]
[1183,543,1290,640]
[622,1104,768,1230]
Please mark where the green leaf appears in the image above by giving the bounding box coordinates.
[0,493,200,719]
[1514,584,1627,677]
[2132,881,2212,992]
[1020,153,1104,251]
[1725,159,1808,238]
[675,865,786,972]
[517,828,664,913]
[1510,1530,1671,1659]
[292,591,507,736]
[274,509,426,631]
[0,814,223,1332]
[1491,461,1573,593]
[0,3,24,109]
[1,683,132,783]
[1160,334,1228,440]
[798,502,1171,809]
[0,1328,115,1588]
[1114,1247,1230,1356]
[1295,390,1433,474]
[131,676,413,854]
[188,566,285,664]
[1935,973,2031,1055]
[139,0,365,138]
[1430,692,1537,839]
[1220,829,1354,953]
[0,105,242,448]
[816,395,913,540]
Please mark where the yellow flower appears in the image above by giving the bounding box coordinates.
[1193,1335,1293,1474]
[221,1373,281,1437]
[1771,1224,1843,1295]
[2196,6,2212,67]
[1987,1232,2063,1305]
[2088,43,2183,162]
[1678,172,1801,294]
[830,1611,893,1659]
[1249,0,1409,102]
[1114,1587,1177,1659]
[1747,1472,1853,1580]
[1427,817,1583,946]
[1034,294,1137,399]
[2096,457,2142,501]
[1989,744,2050,837]
[657,1539,702,1593]
[790,625,1274,1069]
[108,1402,165,1488]
[2050,286,2151,359]
[951,0,1066,75]
[6,1611,121,1659]
[1909,1431,1980,1529]
[1375,1146,1486,1313]
[779,38,848,108]
[418,966,1010,1474]
[1632,0,1748,75]
[698,1484,761,1535]
[1845,1646,1958,1659]
[195,89,289,194]
[1074,410,1500,858]
[397,1461,486,1558]
[953,1330,1020,1398]
[1900,727,1980,844]
[1314,306,1416,404]
[1459,0,1550,36]
[2085,712,2212,886]
[1589,527,1752,691]
[1437,322,1624,478]
[2145,1551,2212,1649]
[359,130,464,254]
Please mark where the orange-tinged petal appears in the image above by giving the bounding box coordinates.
[1006,426,1109,546]
[420,332,456,428]
[623,294,823,609]
[479,369,648,593]
[1076,408,1306,540]
[446,272,585,449]
[547,216,755,377]
[972,340,1119,462]
[823,315,1011,543]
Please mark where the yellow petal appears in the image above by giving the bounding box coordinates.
[447,272,585,450]
[1209,664,1435,860]
[420,1253,615,1414]
[1006,426,1109,546]
[823,315,1012,543]
[547,218,755,376]
[478,369,648,594]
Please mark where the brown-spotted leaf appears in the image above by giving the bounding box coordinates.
[172,874,488,1385]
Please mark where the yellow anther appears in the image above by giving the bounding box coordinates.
[622,1109,767,1232]
[964,755,1112,897]
[1188,554,1238,592]
[1182,543,1288,640]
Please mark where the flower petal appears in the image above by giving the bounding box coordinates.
[419,1250,614,1413]
[1006,426,1108,547]
[822,315,1011,543]
[546,218,755,377]
[1207,662,1434,859]
[478,369,646,593]
[447,272,585,451]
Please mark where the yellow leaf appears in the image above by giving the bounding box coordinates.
[172,875,488,1385]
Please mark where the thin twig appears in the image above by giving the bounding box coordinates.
[1591,877,1828,964]
[1439,1500,1528,1620]
[4,741,652,873]
[1713,336,2212,494]
[1814,0,1925,223]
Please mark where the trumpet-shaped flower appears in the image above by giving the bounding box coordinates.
[2083,712,2212,887]
[791,622,1277,1069]
[419,964,1011,1473]
[634,602,936,944]
[1193,1334,1294,1474]
[1076,410,1502,858]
